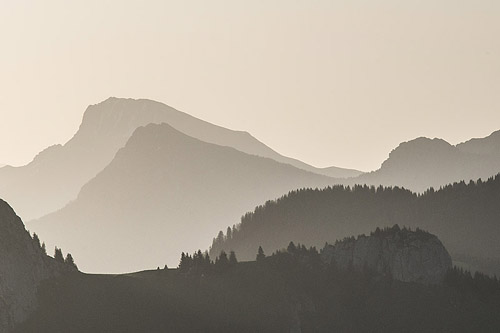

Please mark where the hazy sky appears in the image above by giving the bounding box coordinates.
[1,0,499,171]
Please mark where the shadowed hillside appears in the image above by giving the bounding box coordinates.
[15,244,500,333]
[28,123,337,273]
[211,174,500,275]
[0,199,75,332]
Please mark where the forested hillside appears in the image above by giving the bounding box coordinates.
[211,174,500,275]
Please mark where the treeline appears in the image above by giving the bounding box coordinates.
[19,241,500,332]
[445,266,500,303]
[210,174,500,275]
[32,232,78,270]
[178,249,237,275]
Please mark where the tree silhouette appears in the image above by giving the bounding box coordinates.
[229,251,237,265]
[54,247,64,263]
[41,242,47,255]
[65,253,78,270]
[215,250,229,270]
[32,233,41,248]
[257,246,266,261]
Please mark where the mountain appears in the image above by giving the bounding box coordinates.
[0,199,73,332]
[210,174,500,275]
[16,239,500,332]
[0,98,360,221]
[456,129,500,157]
[354,134,500,192]
[28,123,337,273]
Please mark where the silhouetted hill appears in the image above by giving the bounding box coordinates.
[211,174,500,275]
[0,199,74,332]
[0,98,360,221]
[321,225,452,284]
[456,129,500,157]
[16,248,500,332]
[28,123,337,273]
[354,133,500,192]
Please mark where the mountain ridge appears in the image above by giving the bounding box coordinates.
[354,132,500,192]
[0,97,361,221]
[29,122,337,273]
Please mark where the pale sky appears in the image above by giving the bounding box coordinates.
[1,0,499,171]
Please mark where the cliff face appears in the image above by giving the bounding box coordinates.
[321,226,452,284]
[0,199,70,332]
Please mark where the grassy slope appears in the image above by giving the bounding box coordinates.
[16,259,500,333]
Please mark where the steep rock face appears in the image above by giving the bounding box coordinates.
[0,199,69,332]
[321,226,452,284]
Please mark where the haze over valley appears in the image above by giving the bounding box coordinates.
[2,1,500,332]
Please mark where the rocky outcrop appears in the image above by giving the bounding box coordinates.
[321,225,452,284]
[0,199,72,332]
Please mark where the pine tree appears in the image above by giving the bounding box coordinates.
[229,251,237,265]
[65,253,78,270]
[216,251,229,268]
[32,233,41,248]
[256,246,266,262]
[54,247,64,263]
[41,242,47,255]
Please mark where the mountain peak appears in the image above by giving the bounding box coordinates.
[381,137,455,169]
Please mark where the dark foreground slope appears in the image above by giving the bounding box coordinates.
[16,249,500,333]
[29,123,336,273]
[211,174,500,275]
[0,200,74,332]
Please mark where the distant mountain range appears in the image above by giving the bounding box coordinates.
[355,132,500,192]
[0,98,361,221]
[29,123,337,273]
[2,97,500,273]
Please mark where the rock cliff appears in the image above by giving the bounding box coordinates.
[0,199,72,332]
[321,225,452,284]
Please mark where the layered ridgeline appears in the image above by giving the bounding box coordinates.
[28,123,337,273]
[211,174,500,275]
[0,199,75,332]
[355,132,500,193]
[16,228,500,332]
[0,98,360,221]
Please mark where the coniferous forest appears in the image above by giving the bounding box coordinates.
[15,244,500,333]
[211,174,500,275]
[3,3,500,332]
